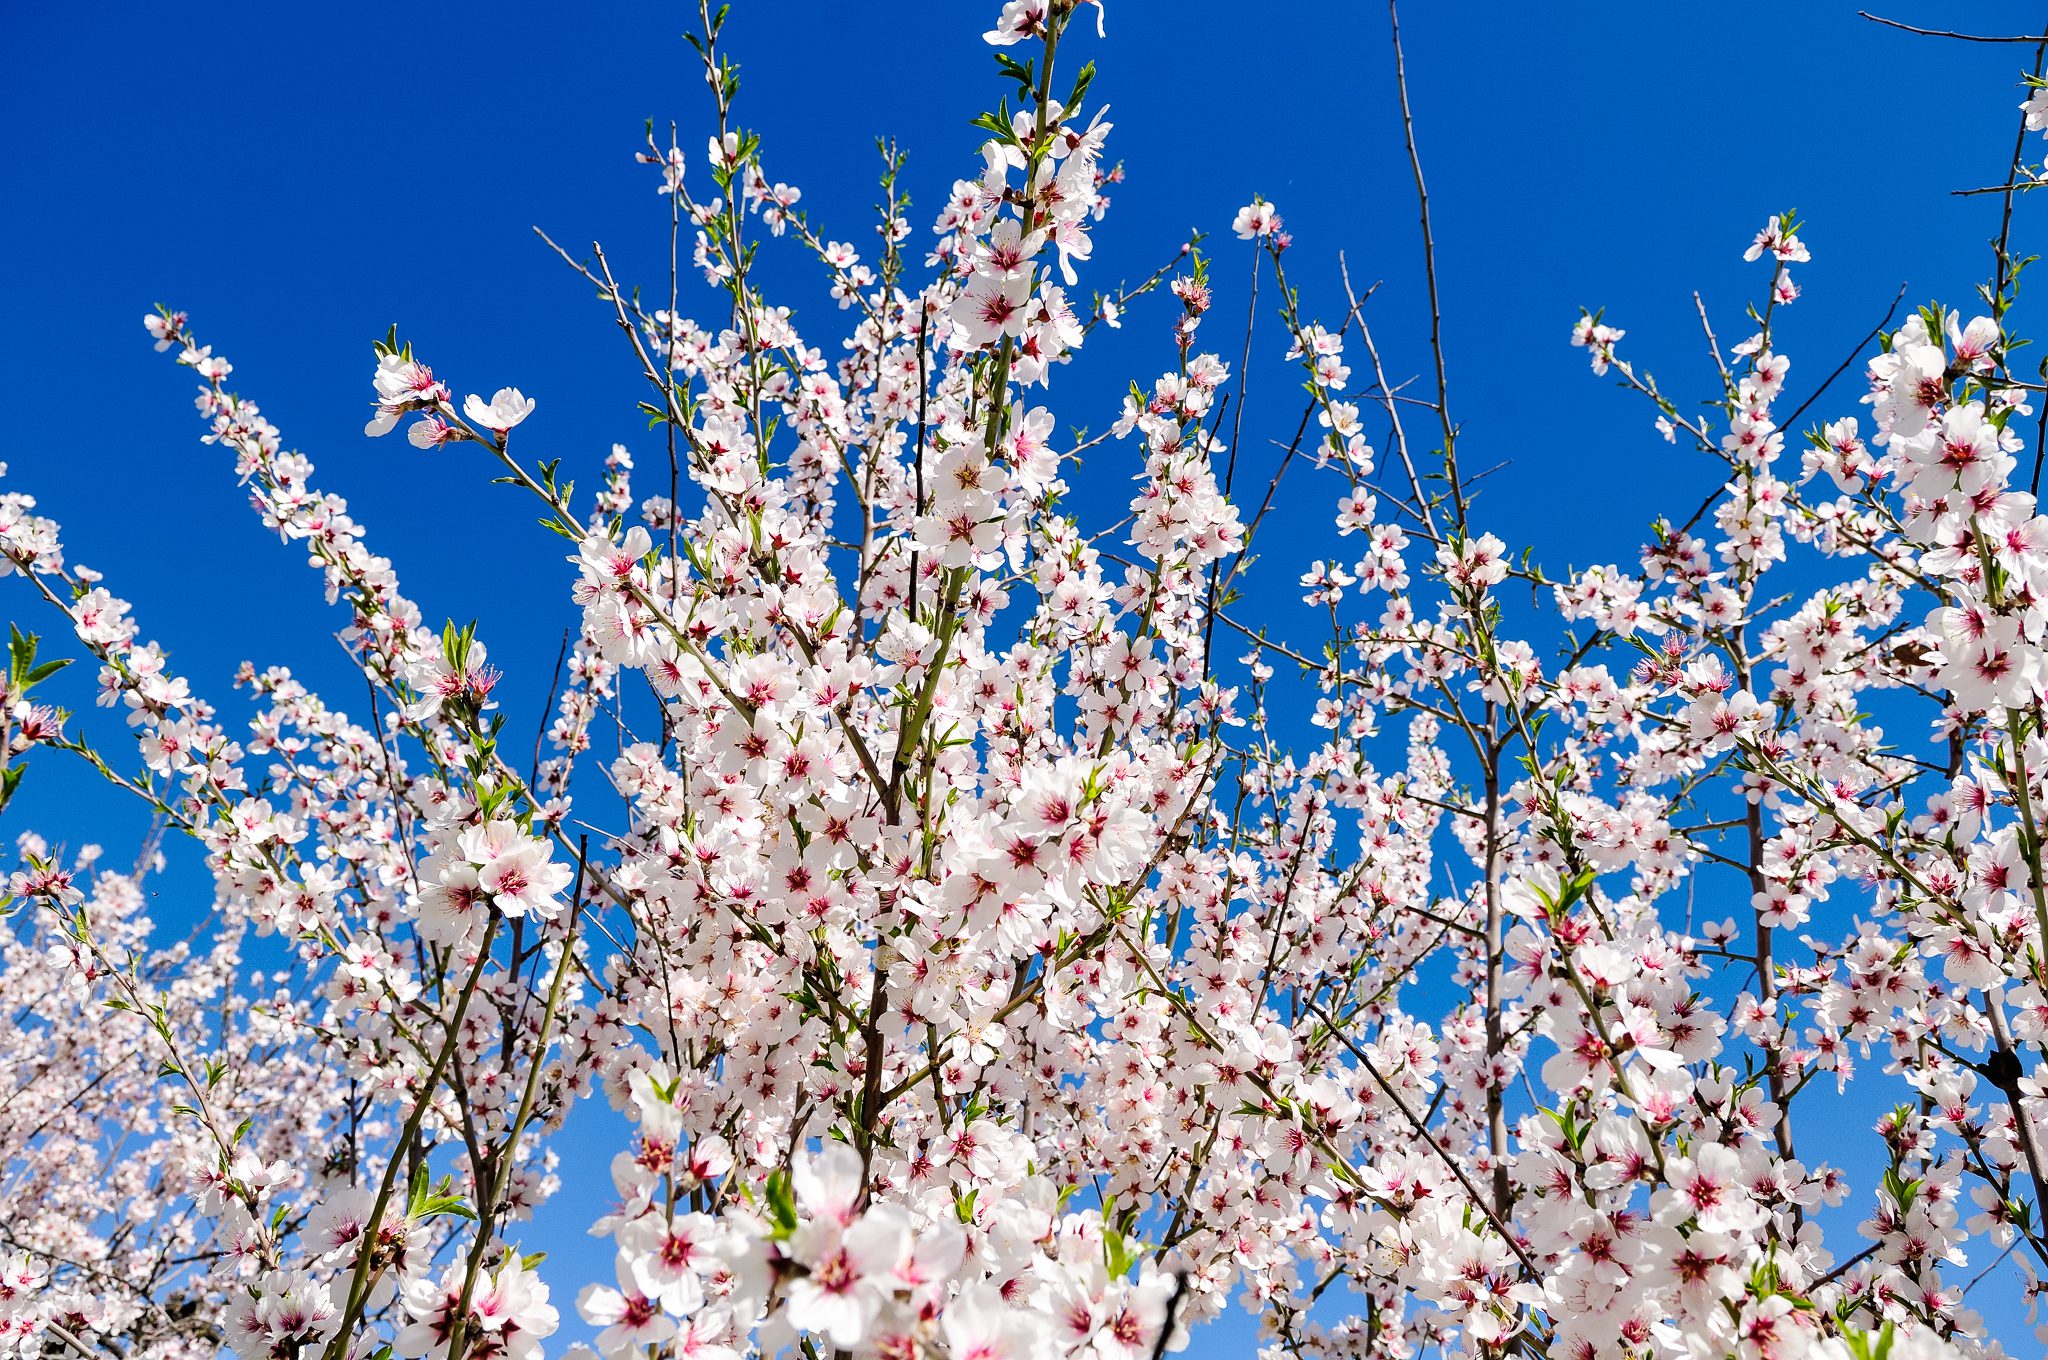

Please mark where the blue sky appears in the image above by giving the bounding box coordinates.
[8,0,2048,1351]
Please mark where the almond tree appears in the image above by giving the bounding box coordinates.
[5,5,2048,1360]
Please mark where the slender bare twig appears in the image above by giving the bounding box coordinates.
[1859,12,2048,43]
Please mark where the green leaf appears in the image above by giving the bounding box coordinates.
[764,1167,799,1239]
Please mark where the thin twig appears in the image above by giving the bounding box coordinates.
[1859,12,2048,42]
[1781,282,1907,430]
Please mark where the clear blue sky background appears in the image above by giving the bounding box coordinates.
[7,0,2048,1352]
